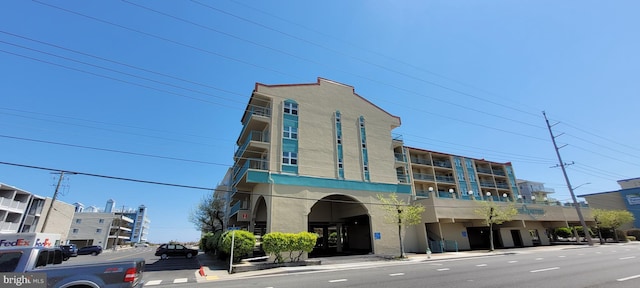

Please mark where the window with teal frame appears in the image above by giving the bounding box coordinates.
[335,111,344,179]
[282,99,298,174]
[359,116,370,181]
[464,158,479,197]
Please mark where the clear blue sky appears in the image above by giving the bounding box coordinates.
[1,1,638,243]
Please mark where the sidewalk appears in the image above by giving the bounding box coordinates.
[194,242,638,283]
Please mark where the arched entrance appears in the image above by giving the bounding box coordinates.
[308,194,372,257]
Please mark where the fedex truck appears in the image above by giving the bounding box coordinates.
[0,232,61,248]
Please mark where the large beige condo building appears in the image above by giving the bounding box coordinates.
[222,78,593,257]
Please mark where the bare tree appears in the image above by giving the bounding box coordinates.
[189,193,225,233]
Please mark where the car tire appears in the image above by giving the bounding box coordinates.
[91,251,98,256]
[186,252,193,259]
[161,254,168,260]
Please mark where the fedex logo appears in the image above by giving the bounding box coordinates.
[34,238,52,247]
[0,238,31,247]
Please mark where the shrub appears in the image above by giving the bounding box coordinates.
[615,230,628,242]
[200,232,213,252]
[220,230,256,263]
[626,229,640,240]
[263,232,318,263]
[627,236,637,241]
[291,232,318,262]
[262,232,290,263]
[555,227,572,238]
[206,230,223,253]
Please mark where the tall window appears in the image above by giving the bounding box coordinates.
[72,229,79,234]
[283,151,298,165]
[284,101,298,115]
[283,126,298,139]
[75,219,81,224]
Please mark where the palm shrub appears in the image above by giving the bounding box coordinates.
[220,230,256,263]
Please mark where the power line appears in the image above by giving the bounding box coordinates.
[0,134,231,167]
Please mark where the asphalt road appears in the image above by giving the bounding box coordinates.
[59,246,202,286]
[172,244,640,288]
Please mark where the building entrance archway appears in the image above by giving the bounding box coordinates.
[307,195,372,257]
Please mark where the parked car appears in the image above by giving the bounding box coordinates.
[0,246,144,287]
[60,244,78,260]
[77,245,103,256]
[154,243,198,259]
[133,243,149,248]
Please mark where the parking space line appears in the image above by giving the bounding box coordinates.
[144,280,162,286]
[173,278,188,283]
[617,274,640,282]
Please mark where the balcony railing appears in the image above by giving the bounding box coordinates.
[433,160,452,168]
[493,169,506,176]
[233,158,269,186]
[229,201,241,216]
[479,181,495,187]
[476,167,492,174]
[496,182,510,189]
[410,158,431,165]
[413,173,435,181]
[235,130,269,158]
[394,153,406,162]
[415,189,430,198]
[435,175,455,183]
[0,222,19,232]
[0,197,27,211]
[397,173,409,183]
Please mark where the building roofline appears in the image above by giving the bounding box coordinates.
[252,77,402,126]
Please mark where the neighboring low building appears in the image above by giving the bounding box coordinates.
[578,179,640,230]
[0,182,74,242]
[68,200,135,249]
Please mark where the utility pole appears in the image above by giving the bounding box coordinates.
[543,111,593,246]
[41,171,64,233]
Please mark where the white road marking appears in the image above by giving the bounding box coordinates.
[619,256,636,260]
[329,279,348,283]
[558,255,566,258]
[530,267,560,273]
[476,264,487,267]
[437,268,450,271]
[389,273,405,276]
[617,274,640,282]
[173,278,188,284]
[535,258,544,260]
[145,280,162,286]
[508,260,518,263]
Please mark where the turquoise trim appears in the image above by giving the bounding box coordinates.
[246,170,411,194]
[282,165,298,174]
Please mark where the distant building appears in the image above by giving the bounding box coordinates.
[67,200,150,248]
[517,180,556,203]
[0,182,74,243]
[617,177,640,189]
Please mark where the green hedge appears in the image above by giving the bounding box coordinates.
[262,232,318,263]
[220,230,256,263]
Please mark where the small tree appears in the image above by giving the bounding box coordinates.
[593,209,635,242]
[474,201,517,251]
[189,193,226,233]
[377,193,425,258]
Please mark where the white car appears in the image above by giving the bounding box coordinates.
[133,243,149,248]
